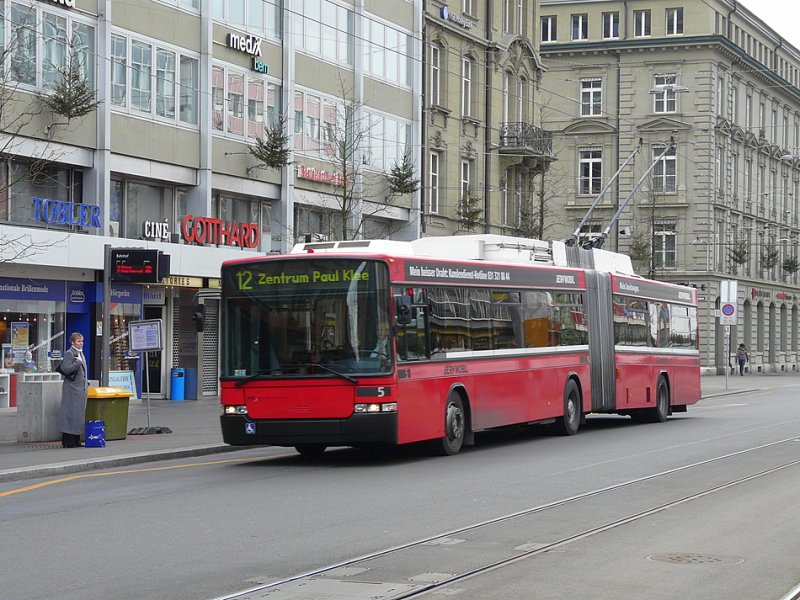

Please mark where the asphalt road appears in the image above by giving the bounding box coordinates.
[1,384,799,600]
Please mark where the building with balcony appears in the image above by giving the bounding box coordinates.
[422,1,554,237]
[0,0,422,404]
[538,0,800,373]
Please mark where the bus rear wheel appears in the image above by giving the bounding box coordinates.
[295,444,327,457]
[432,394,466,456]
[553,379,581,436]
[646,378,670,423]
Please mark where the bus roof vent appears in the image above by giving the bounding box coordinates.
[290,239,416,255]
[286,235,635,275]
[412,234,566,266]
[591,247,635,275]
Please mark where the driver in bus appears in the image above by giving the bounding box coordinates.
[371,324,390,358]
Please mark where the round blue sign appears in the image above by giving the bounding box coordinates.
[721,303,735,316]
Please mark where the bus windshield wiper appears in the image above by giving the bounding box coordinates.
[303,363,359,384]
[233,365,358,386]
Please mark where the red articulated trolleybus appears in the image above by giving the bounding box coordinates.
[218,234,701,456]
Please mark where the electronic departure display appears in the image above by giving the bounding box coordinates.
[110,249,170,283]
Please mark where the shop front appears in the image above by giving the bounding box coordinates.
[0,276,92,408]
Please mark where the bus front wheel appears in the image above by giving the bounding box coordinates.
[553,380,581,436]
[432,394,466,456]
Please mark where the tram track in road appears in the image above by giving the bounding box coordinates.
[213,436,800,600]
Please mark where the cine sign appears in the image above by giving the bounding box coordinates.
[111,249,171,283]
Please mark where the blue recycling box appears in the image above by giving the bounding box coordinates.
[85,421,106,448]
[170,368,185,401]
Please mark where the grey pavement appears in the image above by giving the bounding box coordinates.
[0,372,797,484]
[0,396,234,483]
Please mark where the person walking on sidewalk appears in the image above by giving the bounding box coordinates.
[736,343,749,376]
[58,332,88,448]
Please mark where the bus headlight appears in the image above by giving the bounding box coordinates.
[223,405,248,415]
[354,402,396,414]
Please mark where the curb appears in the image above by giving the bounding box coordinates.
[0,444,238,484]
[701,388,761,400]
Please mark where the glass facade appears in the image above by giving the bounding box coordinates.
[0,300,65,374]
[0,161,86,230]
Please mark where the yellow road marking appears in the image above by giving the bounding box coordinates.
[0,454,284,498]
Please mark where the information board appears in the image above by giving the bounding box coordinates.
[109,370,139,400]
[111,249,160,283]
[129,319,163,352]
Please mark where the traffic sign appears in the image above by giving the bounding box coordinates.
[720,302,737,325]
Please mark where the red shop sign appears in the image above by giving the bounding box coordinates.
[181,215,260,248]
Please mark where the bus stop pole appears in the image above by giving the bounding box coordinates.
[102,244,111,386]
[144,350,151,429]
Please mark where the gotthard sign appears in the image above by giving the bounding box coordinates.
[181,215,260,248]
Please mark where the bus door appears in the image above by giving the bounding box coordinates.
[585,271,615,411]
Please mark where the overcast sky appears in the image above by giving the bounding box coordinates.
[741,0,800,50]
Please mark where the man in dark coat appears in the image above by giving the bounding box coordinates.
[58,332,88,448]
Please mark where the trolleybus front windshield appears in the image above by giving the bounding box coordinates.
[221,259,392,378]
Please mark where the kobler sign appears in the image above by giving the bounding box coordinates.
[32,197,101,228]
[41,0,75,7]
[181,215,260,248]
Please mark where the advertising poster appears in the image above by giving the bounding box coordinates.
[11,322,29,350]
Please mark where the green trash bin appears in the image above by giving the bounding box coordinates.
[84,387,132,441]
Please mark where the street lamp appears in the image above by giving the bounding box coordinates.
[649,84,690,94]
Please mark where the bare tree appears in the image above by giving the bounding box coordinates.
[315,80,418,241]
[513,164,563,240]
[0,12,98,259]
[508,97,562,240]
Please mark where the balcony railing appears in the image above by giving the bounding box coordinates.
[499,122,553,157]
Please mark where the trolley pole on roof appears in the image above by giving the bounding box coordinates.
[592,137,675,250]
[565,138,642,248]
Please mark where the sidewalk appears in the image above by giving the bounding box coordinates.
[1,372,798,484]
[0,396,233,483]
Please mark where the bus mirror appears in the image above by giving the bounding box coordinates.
[192,303,206,332]
[395,296,412,325]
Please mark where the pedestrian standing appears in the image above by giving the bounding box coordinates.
[736,343,749,376]
[58,332,88,448]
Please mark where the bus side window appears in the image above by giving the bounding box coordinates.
[394,287,429,361]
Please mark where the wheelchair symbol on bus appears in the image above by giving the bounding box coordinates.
[245,423,256,435]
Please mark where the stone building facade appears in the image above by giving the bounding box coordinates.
[539,0,800,373]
